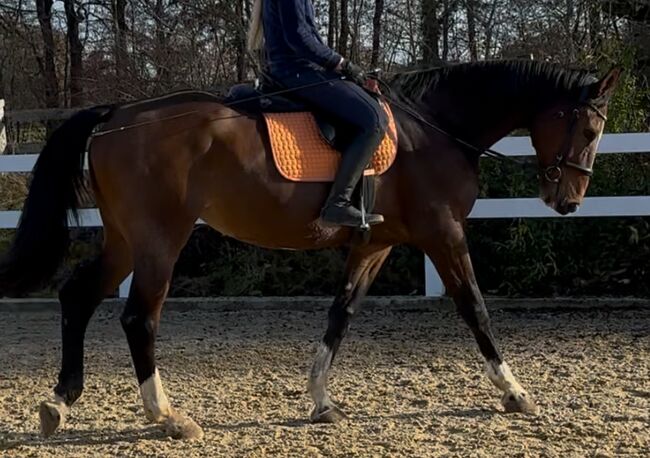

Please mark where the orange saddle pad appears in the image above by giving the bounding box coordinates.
[264,102,398,182]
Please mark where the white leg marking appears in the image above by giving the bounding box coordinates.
[51,395,69,414]
[140,368,171,422]
[485,360,525,395]
[308,342,335,411]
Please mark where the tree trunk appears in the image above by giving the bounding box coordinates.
[235,0,247,81]
[113,0,128,79]
[64,0,83,106]
[483,0,498,59]
[442,0,451,61]
[154,0,166,83]
[371,0,384,67]
[565,0,575,60]
[338,0,349,56]
[349,0,364,62]
[465,0,478,60]
[328,0,338,48]
[588,0,602,55]
[421,0,441,63]
[35,0,59,108]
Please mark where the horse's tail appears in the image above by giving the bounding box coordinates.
[0,105,114,296]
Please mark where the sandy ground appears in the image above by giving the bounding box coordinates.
[0,300,648,457]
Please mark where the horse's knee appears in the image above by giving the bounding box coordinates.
[120,306,157,340]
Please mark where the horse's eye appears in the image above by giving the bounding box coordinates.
[583,128,597,143]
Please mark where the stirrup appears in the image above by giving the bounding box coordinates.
[359,201,370,231]
[320,204,383,228]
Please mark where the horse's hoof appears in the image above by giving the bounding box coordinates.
[39,401,66,438]
[501,392,539,415]
[310,404,347,424]
[163,412,204,440]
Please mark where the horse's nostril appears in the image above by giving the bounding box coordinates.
[567,203,579,213]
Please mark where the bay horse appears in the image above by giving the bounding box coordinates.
[0,60,619,440]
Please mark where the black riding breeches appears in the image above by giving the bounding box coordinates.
[271,68,389,151]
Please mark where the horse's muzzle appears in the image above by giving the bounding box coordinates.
[555,200,579,215]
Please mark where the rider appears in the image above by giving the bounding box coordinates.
[248,0,388,227]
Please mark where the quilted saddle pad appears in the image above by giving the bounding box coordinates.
[264,101,398,182]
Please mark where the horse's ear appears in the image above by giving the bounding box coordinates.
[591,66,622,100]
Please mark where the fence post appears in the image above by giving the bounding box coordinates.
[0,100,6,154]
[425,257,445,297]
[119,272,133,298]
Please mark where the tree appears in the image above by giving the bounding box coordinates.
[371,0,385,67]
[328,0,338,48]
[338,0,349,55]
[64,0,83,106]
[113,0,128,81]
[465,0,478,60]
[235,0,247,82]
[422,0,441,63]
[36,0,58,108]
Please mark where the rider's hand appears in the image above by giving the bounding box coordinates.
[364,78,380,94]
[339,60,366,86]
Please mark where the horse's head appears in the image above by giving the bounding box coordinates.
[530,67,621,215]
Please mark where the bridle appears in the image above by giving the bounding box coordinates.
[542,87,608,183]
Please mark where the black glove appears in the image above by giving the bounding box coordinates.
[340,60,366,86]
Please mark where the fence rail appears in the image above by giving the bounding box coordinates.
[1,102,649,298]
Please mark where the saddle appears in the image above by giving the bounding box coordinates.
[225,83,398,183]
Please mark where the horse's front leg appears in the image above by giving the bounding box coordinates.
[308,242,393,423]
[419,221,539,414]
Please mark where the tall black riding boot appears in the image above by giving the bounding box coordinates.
[320,130,384,228]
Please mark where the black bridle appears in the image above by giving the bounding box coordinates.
[542,87,608,183]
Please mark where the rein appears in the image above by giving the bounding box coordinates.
[375,78,523,162]
[374,76,534,173]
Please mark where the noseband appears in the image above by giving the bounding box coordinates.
[543,88,608,183]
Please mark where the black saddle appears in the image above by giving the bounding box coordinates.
[224,82,339,148]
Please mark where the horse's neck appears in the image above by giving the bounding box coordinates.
[425,83,535,149]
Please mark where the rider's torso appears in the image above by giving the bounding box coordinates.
[263,0,337,77]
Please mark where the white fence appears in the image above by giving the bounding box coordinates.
[1,104,649,297]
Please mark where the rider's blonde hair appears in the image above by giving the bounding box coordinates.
[247,0,264,52]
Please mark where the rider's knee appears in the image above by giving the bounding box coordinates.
[376,107,389,133]
[358,107,387,140]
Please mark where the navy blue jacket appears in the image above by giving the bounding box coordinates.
[264,0,342,76]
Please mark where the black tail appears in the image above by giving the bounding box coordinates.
[0,105,114,296]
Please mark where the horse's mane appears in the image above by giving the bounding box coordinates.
[389,60,599,105]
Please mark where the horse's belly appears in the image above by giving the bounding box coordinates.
[198,175,347,250]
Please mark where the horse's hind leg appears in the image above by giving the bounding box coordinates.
[120,225,203,440]
[40,225,132,437]
[419,221,538,415]
[308,243,392,423]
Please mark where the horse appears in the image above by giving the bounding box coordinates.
[0,60,619,440]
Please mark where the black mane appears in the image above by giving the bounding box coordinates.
[390,60,599,106]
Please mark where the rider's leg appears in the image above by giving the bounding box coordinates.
[273,70,388,227]
[319,112,385,227]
